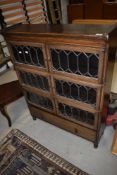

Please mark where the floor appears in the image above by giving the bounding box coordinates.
[0,66,117,175]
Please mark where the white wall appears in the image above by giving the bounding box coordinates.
[0,34,12,73]
[111,56,117,93]
[60,0,69,24]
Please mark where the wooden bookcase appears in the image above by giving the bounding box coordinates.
[67,4,84,23]
[4,24,117,147]
[67,0,117,23]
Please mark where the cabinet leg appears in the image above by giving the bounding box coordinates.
[94,135,99,148]
[32,115,36,120]
[6,63,10,69]
[1,107,12,127]
[94,141,98,148]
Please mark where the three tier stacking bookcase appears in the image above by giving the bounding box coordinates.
[4,24,117,147]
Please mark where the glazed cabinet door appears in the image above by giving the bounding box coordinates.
[9,41,48,72]
[47,44,106,84]
[56,99,99,130]
[51,75,102,110]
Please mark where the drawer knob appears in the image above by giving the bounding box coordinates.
[74,128,78,134]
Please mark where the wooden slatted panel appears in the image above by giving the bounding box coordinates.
[1,5,23,12]
[27,6,44,13]
[26,1,42,7]
[0,0,22,6]
[28,11,45,19]
[30,16,47,24]
[0,0,26,27]
[25,0,47,24]
[6,16,26,25]
[72,19,117,25]
[4,11,24,18]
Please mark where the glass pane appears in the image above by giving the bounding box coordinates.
[27,92,53,110]
[51,48,99,78]
[17,46,25,63]
[12,45,45,68]
[59,103,95,125]
[55,79,97,106]
[20,71,49,91]
[23,46,32,64]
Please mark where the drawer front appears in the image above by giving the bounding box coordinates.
[47,44,105,83]
[29,105,96,142]
[56,101,98,130]
[25,91,54,112]
[10,42,47,70]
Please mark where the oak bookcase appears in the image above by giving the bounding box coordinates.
[4,24,117,147]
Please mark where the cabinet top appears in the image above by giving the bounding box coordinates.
[3,24,117,40]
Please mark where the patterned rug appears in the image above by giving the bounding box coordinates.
[0,129,89,175]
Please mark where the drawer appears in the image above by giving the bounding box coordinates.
[56,100,99,130]
[9,41,48,71]
[47,44,105,83]
[51,75,102,110]
[29,104,96,142]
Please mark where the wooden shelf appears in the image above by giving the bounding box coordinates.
[112,126,117,155]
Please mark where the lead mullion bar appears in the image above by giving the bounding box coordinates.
[28,46,34,65]
[35,48,41,66]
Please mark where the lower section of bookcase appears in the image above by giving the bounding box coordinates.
[28,103,105,148]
